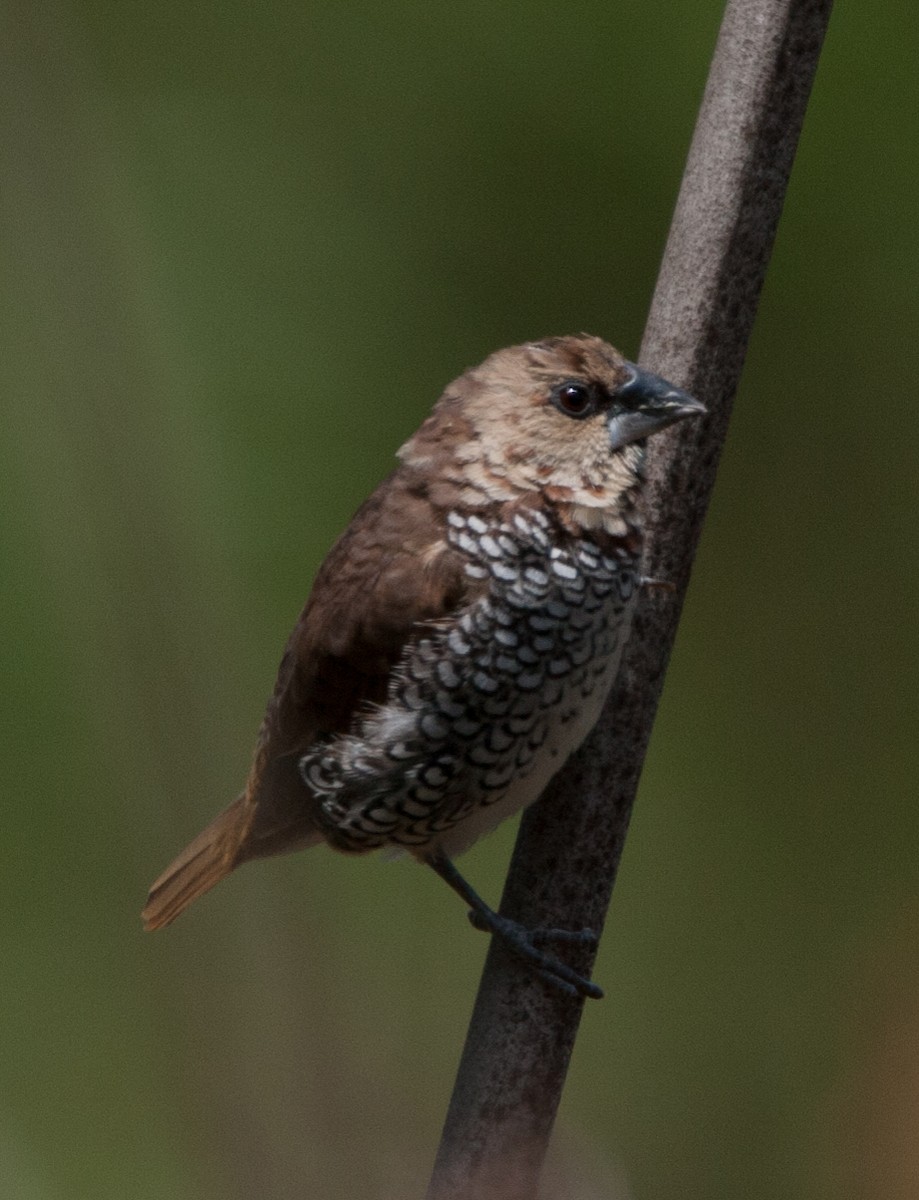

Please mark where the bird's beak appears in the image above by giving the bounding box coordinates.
[606,362,706,451]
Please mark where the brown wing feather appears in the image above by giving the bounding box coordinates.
[143,470,471,929]
[247,470,470,796]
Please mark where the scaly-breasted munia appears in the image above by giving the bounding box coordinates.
[143,335,703,997]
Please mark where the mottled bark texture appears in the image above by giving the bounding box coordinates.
[426,0,834,1197]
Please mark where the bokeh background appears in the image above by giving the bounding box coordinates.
[3,1,919,1197]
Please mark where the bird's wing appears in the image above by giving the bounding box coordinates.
[143,469,477,934]
[143,469,472,931]
[243,471,474,830]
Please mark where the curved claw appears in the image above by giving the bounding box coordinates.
[536,969,579,999]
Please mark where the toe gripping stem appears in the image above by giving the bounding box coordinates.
[426,852,603,1000]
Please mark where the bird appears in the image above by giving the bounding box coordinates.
[142,334,704,997]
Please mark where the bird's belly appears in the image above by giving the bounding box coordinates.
[431,636,626,858]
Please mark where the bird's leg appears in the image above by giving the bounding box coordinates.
[425,851,603,1000]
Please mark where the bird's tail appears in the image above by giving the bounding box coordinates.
[143,773,325,931]
[142,795,251,931]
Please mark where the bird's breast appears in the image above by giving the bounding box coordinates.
[301,506,639,856]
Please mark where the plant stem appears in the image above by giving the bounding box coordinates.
[426,1,834,1197]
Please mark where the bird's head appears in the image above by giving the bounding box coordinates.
[399,334,704,535]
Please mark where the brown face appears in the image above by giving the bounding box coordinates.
[399,335,660,526]
[460,336,647,506]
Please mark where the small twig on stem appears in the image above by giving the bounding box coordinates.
[426,1,834,1198]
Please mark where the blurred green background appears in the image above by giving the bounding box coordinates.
[3,1,919,1197]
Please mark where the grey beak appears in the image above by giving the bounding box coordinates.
[607,362,706,451]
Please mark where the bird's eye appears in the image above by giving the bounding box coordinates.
[552,381,597,419]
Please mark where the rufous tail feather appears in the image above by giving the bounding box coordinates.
[142,795,250,931]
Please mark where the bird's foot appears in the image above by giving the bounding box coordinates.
[425,851,603,999]
[467,908,603,1000]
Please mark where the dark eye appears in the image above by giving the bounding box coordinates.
[552,381,597,419]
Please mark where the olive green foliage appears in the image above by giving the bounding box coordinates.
[3,3,919,1198]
